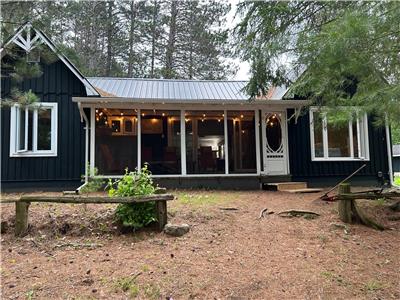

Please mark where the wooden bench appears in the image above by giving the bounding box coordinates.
[2,193,174,237]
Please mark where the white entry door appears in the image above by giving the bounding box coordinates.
[261,110,289,175]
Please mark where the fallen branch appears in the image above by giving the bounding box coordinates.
[278,210,320,218]
[219,207,239,211]
[258,208,273,219]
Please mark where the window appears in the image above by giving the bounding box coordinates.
[95,108,138,175]
[141,110,181,175]
[227,111,256,173]
[310,108,369,161]
[10,103,57,157]
[185,111,225,174]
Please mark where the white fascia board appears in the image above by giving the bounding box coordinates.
[71,96,310,106]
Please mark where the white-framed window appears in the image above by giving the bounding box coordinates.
[309,107,369,161]
[10,102,58,157]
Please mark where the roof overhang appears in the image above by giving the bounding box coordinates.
[72,97,309,107]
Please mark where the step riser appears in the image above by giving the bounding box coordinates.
[277,183,308,191]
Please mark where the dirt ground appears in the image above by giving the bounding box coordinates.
[1,189,399,300]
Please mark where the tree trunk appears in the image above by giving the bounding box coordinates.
[127,1,137,77]
[164,0,177,79]
[150,0,158,77]
[105,1,114,76]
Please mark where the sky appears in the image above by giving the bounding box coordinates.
[226,0,251,80]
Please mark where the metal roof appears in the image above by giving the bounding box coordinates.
[87,77,287,101]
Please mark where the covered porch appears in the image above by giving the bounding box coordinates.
[73,78,307,183]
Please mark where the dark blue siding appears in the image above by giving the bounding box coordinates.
[287,109,390,185]
[393,157,400,172]
[1,59,87,190]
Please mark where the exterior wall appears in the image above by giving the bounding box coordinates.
[1,59,88,191]
[393,157,400,173]
[287,109,390,186]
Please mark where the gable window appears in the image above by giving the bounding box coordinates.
[309,108,369,161]
[10,103,58,157]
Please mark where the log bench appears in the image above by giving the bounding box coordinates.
[1,194,174,237]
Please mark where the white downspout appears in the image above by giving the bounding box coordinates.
[385,116,394,186]
[76,102,90,192]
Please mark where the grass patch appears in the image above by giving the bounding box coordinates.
[114,276,139,298]
[175,190,234,207]
[321,271,349,286]
[364,280,384,291]
[374,198,387,206]
[394,176,400,186]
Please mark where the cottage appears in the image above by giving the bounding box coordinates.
[0,23,394,191]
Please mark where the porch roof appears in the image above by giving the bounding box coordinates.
[86,77,288,102]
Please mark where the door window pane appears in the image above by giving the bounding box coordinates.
[186,111,225,174]
[95,108,138,175]
[141,110,181,174]
[37,108,52,150]
[265,113,282,152]
[228,111,256,173]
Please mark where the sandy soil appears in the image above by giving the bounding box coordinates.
[1,189,399,299]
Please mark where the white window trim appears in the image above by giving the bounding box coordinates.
[309,107,369,162]
[10,102,58,157]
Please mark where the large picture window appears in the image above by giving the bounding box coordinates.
[10,103,58,157]
[309,108,369,161]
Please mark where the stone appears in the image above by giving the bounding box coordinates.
[164,223,190,237]
[1,221,8,234]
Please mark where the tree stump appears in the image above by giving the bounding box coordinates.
[337,183,384,230]
[338,183,352,223]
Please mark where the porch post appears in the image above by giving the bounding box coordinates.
[261,109,267,174]
[137,109,141,172]
[255,109,261,175]
[180,109,187,175]
[224,109,229,174]
[90,107,95,176]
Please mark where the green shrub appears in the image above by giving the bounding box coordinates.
[108,165,157,229]
[80,165,104,194]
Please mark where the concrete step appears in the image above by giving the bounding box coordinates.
[264,182,308,191]
[284,188,324,194]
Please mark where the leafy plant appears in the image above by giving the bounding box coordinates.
[80,164,105,194]
[108,165,157,229]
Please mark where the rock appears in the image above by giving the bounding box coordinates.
[164,223,190,237]
[1,221,8,234]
